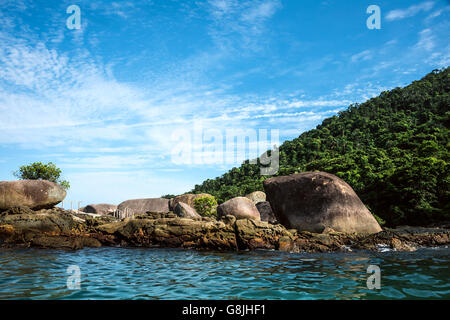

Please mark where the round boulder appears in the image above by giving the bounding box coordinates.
[174,202,202,220]
[80,204,117,216]
[117,198,169,215]
[217,197,260,221]
[169,193,213,210]
[263,172,382,234]
[245,191,266,204]
[0,180,66,211]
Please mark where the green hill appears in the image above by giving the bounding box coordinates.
[191,68,450,227]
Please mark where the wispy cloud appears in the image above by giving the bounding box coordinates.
[1,0,448,202]
[351,50,373,63]
[415,28,436,51]
[386,1,435,21]
[205,0,282,51]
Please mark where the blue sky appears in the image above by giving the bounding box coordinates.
[0,0,449,207]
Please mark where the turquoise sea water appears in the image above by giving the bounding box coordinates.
[0,247,449,300]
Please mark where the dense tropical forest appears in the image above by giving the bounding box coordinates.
[191,68,450,227]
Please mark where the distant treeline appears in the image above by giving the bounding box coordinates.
[191,68,450,227]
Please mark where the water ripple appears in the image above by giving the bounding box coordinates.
[0,247,449,300]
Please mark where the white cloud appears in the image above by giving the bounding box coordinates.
[386,1,435,21]
[205,0,282,51]
[351,50,373,63]
[415,28,435,51]
[425,6,450,23]
[241,0,281,23]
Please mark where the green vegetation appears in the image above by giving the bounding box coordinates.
[13,162,70,190]
[193,195,218,217]
[161,194,176,199]
[192,68,450,227]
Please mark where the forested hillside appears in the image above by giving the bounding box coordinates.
[192,68,450,227]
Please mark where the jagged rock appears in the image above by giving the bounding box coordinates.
[217,197,261,221]
[1,207,448,252]
[97,215,238,250]
[169,193,213,210]
[174,202,202,220]
[117,198,169,215]
[80,204,117,216]
[255,201,277,223]
[234,218,293,250]
[245,191,266,204]
[0,180,66,210]
[263,172,382,234]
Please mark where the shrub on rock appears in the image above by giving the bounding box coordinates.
[169,193,213,210]
[193,195,218,217]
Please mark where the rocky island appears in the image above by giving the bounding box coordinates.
[1,172,449,253]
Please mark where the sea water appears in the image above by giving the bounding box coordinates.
[0,247,449,299]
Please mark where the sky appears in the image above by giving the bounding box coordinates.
[0,0,449,207]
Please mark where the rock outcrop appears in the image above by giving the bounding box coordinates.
[169,193,212,210]
[245,191,266,204]
[174,202,202,220]
[117,198,169,215]
[256,201,277,223]
[217,197,261,221]
[0,207,448,252]
[80,204,117,216]
[263,172,382,234]
[0,180,66,211]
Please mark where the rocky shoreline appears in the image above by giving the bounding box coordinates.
[0,206,448,253]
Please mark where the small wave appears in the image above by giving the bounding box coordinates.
[376,243,395,252]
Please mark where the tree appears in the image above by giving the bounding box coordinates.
[193,195,218,217]
[161,194,176,199]
[13,162,70,190]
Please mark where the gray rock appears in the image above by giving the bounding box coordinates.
[256,201,277,223]
[263,172,382,234]
[217,197,260,221]
[169,193,213,210]
[0,180,66,211]
[80,204,117,216]
[117,198,169,215]
[245,191,266,204]
[174,202,202,220]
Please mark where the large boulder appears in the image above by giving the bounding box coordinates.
[80,204,117,216]
[117,198,169,215]
[256,201,277,223]
[0,180,66,211]
[245,191,266,204]
[169,193,213,210]
[263,172,382,234]
[217,197,260,221]
[174,202,202,220]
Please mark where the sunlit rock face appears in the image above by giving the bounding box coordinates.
[0,180,66,210]
[117,198,170,215]
[264,172,382,235]
[217,197,261,221]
